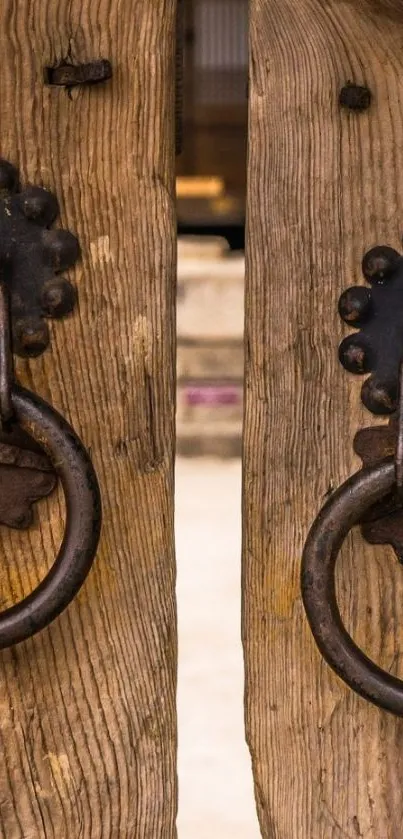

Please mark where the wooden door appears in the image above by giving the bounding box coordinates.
[243,2,403,837]
[0,2,177,836]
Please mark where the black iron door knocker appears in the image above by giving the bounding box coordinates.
[0,159,101,649]
[302,246,403,716]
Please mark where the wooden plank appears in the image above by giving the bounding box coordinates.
[0,1,177,836]
[243,1,403,836]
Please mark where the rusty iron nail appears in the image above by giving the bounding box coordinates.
[46,59,112,88]
[339,82,372,111]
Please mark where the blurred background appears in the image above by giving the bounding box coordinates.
[175,2,260,836]
[177,0,247,250]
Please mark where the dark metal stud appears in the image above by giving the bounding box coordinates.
[338,286,372,326]
[339,334,374,375]
[19,186,59,226]
[14,317,50,359]
[361,376,398,415]
[339,83,372,111]
[0,160,80,356]
[41,278,77,319]
[42,229,81,272]
[362,246,400,284]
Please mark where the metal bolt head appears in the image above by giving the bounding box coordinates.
[339,83,372,111]
[338,286,372,326]
[19,187,59,226]
[339,334,374,375]
[41,278,77,319]
[362,246,400,284]
[42,229,80,272]
[14,318,50,358]
[361,376,397,415]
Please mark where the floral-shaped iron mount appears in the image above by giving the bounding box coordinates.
[0,159,80,529]
[0,158,79,357]
[338,244,403,561]
[339,245,403,414]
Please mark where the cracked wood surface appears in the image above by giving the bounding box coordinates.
[243,1,403,837]
[0,1,177,836]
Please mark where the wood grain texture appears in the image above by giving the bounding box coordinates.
[0,1,177,836]
[243,2,403,837]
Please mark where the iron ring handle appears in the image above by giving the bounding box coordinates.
[0,384,101,649]
[301,458,403,716]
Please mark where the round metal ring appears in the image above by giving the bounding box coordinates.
[301,458,403,716]
[0,384,101,649]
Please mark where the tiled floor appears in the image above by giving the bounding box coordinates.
[176,457,261,839]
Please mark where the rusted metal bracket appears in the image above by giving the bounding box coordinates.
[0,158,80,358]
[0,422,56,529]
[353,413,403,563]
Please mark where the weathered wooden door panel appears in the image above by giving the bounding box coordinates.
[0,2,177,836]
[243,2,403,837]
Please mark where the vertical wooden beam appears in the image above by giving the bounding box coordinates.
[0,1,177,835]
[244,1,403,836]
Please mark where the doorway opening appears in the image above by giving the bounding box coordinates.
[175,2,259,836]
